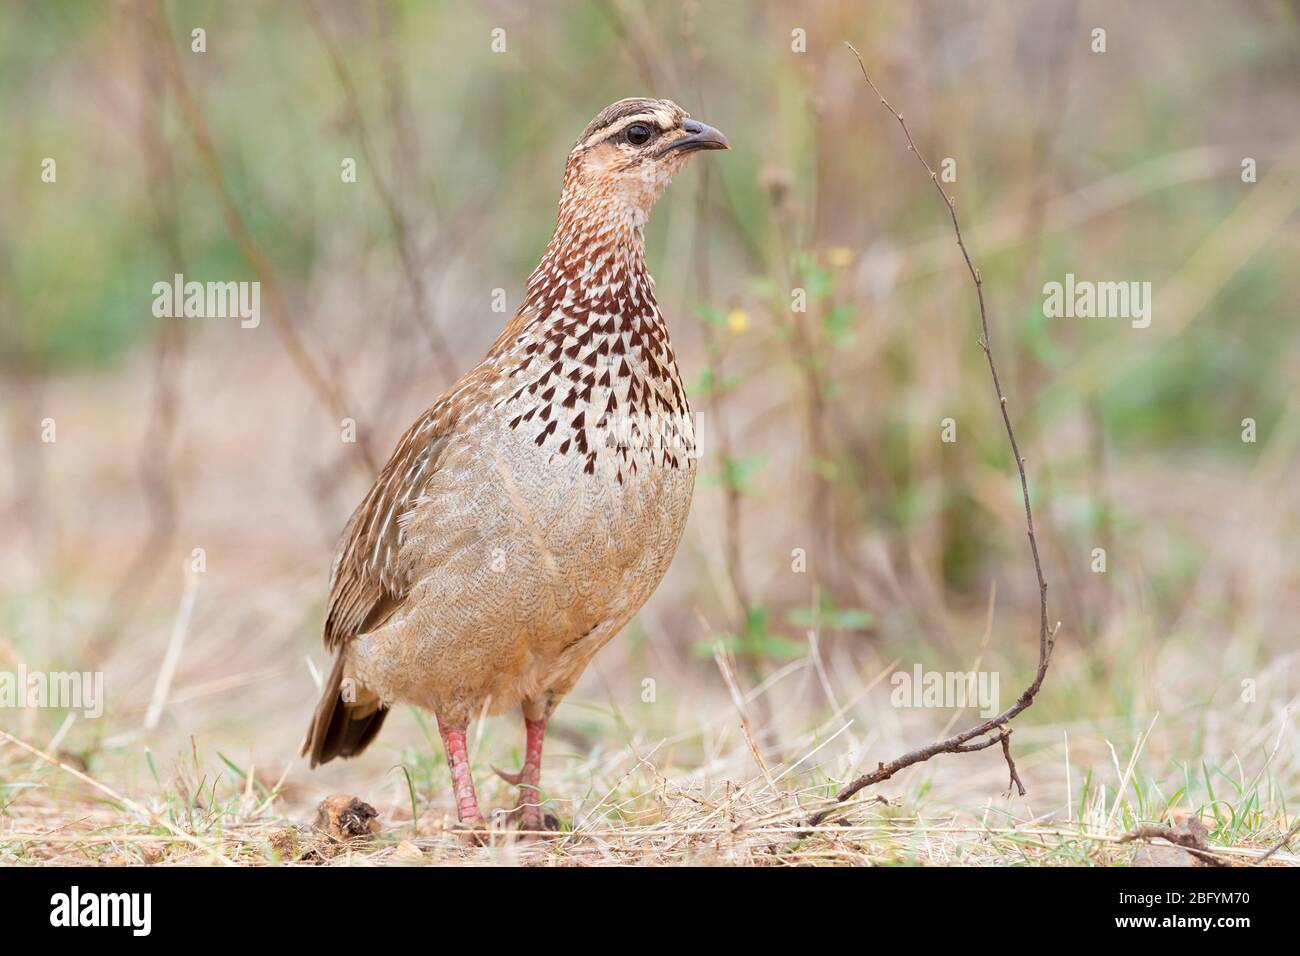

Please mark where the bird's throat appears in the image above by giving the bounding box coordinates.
[524,187,652,320]
[495,182,692,481]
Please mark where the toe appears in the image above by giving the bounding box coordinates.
[453,815,489,846]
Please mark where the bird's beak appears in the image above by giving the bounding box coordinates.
[660,118,730,155]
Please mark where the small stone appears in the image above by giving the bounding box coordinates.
[392,840,425,863]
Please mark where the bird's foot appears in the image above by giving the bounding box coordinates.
[438,719,489,845]
[450,814,490,847]
[509,806,561,839]
[492,764,559,839]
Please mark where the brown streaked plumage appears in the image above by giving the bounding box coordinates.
[303,97,728,835]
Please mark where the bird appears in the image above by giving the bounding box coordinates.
[303,97,728,836]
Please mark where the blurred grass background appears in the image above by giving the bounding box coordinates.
[1,0,1298,861]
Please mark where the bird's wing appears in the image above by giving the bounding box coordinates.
[323,397,461,651]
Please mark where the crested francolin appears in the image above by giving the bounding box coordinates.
[304,98,728,834]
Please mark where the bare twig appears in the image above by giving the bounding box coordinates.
[149,1,377,475]
[1000,727,1026,797]
[710,639,775,790]
[1255,817,1300,865]
[692,167,753,622]
[1119,823,1230,867]
[89,14,187,656]
[302,0,457,383]
[808,44,1057,828]
[142,571,200,732]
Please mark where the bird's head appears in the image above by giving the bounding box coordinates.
[560,97,729,224]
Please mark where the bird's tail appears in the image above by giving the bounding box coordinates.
[303,653,389,768]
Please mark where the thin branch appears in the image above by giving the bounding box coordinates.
[149,1,377,475]
[302,0,458,383]
[1119,824,1231,867]
[89,13,187,656]
[685,36,755,636]
[808,44,1057,828]
[1256,817,1300,865]
[1000,727,1026,796]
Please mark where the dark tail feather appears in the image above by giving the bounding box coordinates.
[303,654,389,768]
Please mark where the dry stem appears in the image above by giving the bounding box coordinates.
[149,0,377,475]
[808,44,1058,828]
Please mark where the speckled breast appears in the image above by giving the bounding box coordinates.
[359,313,697,714]
[479,312,697,637]
[475,292,699,642]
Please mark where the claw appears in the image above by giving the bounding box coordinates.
[451,815,489,847]
[493,765,524,786]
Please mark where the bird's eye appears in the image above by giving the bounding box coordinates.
[625,124,652,146]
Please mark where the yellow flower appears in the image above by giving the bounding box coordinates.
[828,246,854,268]
[726,308,750,334]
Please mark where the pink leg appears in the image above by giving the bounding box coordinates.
[437,718,485,832]
[494,716,548,832]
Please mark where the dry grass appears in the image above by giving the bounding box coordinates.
[3,632,1295,866]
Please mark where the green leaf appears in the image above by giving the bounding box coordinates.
[797,253,835,299]
[694,304,726,326]
[694,632,807,660]
[806,456,840,482]
[787,595,873,631]
[690,605,805,659]
[693,368,743,398]
[702,454,766,492]
[824,303,857,348]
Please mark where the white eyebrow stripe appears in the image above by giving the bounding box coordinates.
[581,111,677,149]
